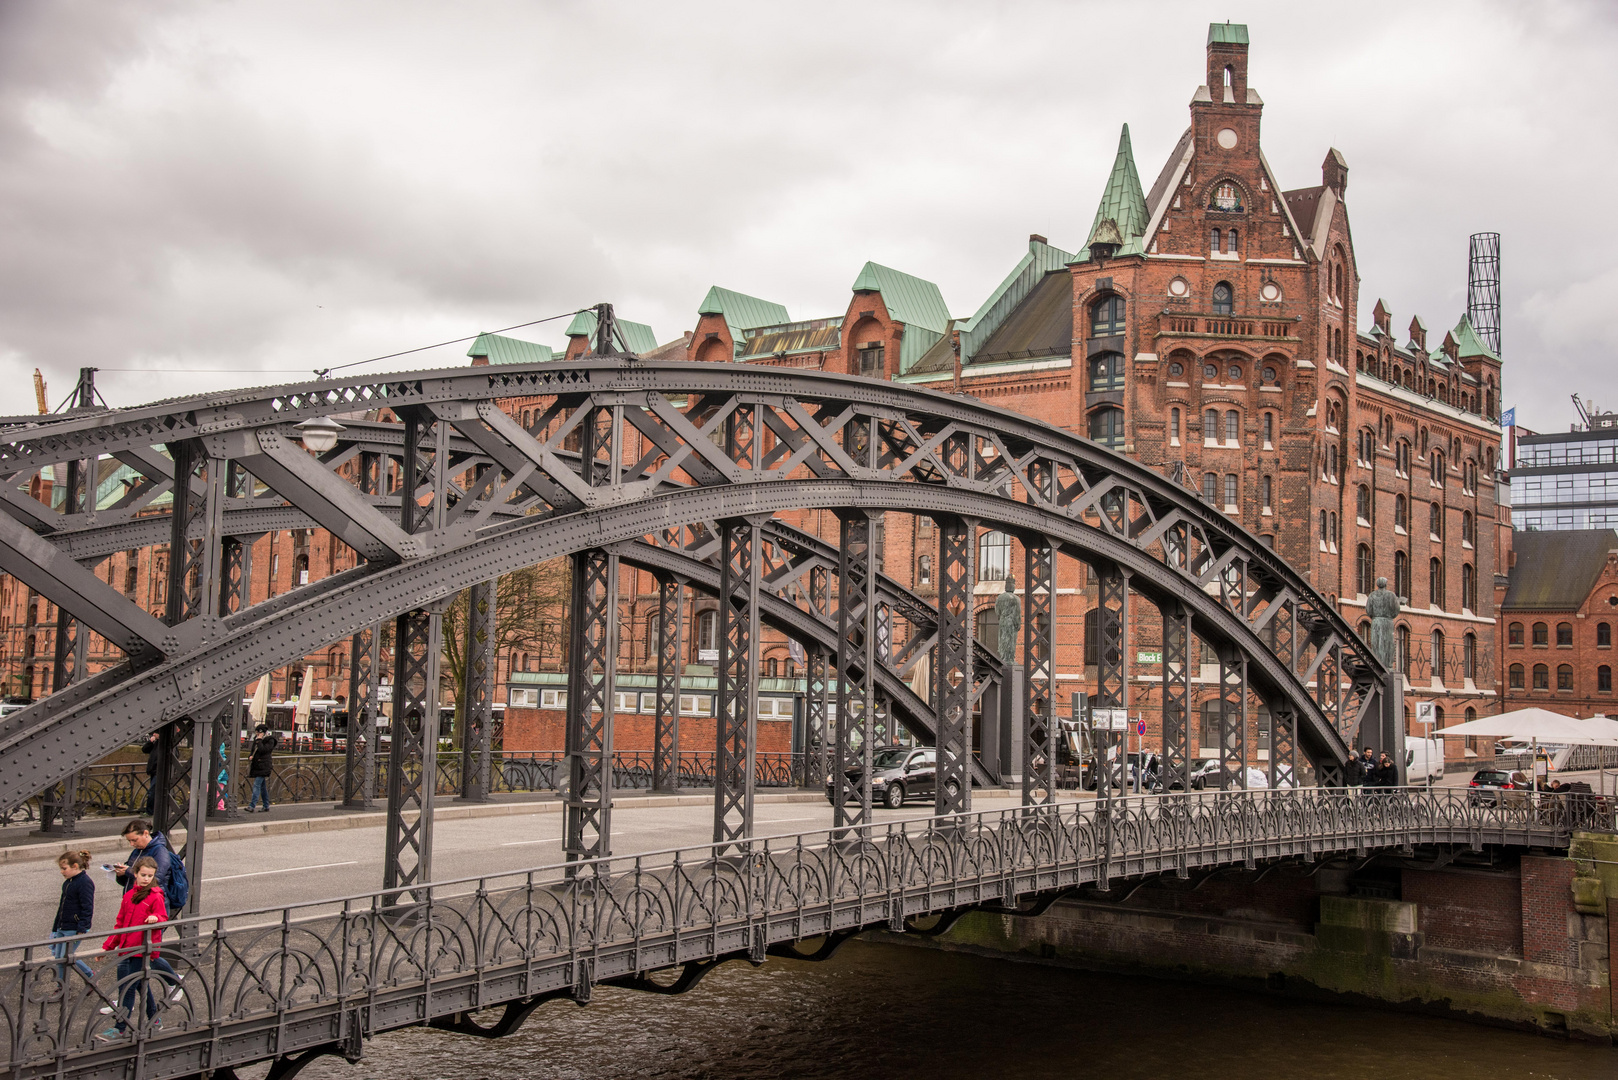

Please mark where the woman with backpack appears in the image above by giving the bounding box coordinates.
[96,857,181,1041]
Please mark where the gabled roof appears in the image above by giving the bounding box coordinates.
[1075,125,1148,263]
[697,286,790,349]
[1502,529,1618,611]
[564,310,659,356]
[1208,21,1249,45]
[1144,127,1193,223]
[965,271,1073,365]
[850,261,950,375]
[1451,313,1501,362]
[466,332,556,365]
[850,262,950,332]
[957,237,1075,362]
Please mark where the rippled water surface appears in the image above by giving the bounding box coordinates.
[285,940,1614,1080]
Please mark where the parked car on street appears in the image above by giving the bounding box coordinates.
[1467,767,1521,806]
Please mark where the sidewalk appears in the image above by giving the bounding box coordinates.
[0,787,1031,865]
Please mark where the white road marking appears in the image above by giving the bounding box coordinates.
[205,861,357,883]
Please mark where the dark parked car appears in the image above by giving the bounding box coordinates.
[1467,768,1519,806]
[827,746,956,808]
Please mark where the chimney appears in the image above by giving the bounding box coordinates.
[1322,148,1348,197]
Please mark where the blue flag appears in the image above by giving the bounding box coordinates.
[1500,406,1516,428]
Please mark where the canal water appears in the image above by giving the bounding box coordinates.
[294,940,1614,1079]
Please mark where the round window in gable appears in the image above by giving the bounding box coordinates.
[1609,596,1618,607]
[1227,365,1242,381]
[1203,363,1219,381]
[1262,366,1277,384]
[1168,277,1190,297]
[1168,362,1184,377]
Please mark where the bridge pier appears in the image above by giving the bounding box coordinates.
[651,573,685,793]
[564,548,618,863]
[1022,538,1055,805]
[934,514,976,815]
[1160,601,1193,794]
[341,624,381,809]
[457,579,496,803]
[834,511,877,830]
[714,518,762,845]
[1094,563,1130,796]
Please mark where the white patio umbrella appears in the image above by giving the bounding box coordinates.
[1437,708,1618,795]
[247,675,270,731]
[292,673,315,746]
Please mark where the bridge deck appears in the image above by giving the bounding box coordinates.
[1,787,1578,1080]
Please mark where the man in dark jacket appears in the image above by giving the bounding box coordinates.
[247,725,278,812]
[140,731,161,815]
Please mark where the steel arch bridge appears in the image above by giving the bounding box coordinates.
[0,346,1399,897]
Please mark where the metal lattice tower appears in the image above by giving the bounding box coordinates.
[1467,232,1501,356]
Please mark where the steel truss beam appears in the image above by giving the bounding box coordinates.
[457,580,496,802]
[934,515,975,815]
[1217,644,1249,789]
[564,549,618,863]
[651,574,685,793]
[1094,563,1130,796]
[835,511,878,830]
[713,519,763,845]
[342,626,382,808]
[1160,602,1193,794]
[1022,538,1055,806]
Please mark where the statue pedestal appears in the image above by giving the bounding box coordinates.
[980,668,1023,786]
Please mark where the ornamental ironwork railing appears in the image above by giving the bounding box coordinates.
[0,787,1580,1080]
[0,752,809,826]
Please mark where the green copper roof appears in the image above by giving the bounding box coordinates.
[957,237,1075,362]
[1208,22,1249,45]
[564,310,659,355]
[1074,125,1149,263]
[466,332,556,365]
[1451,314,1500,362]
[849,261,950,374]
[697,286,790,350]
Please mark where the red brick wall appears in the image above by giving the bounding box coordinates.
[1402,867,1521,954]
[1519,856,1576,966]
[503,706,794,756]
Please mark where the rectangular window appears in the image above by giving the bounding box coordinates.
[1225,410,1239,445]
[614,691,638,713]
[858,344,884,376]
[639,692,658,713]
[1262,475,1273,511]
[540,688,567,709]
[978,531,1011,581]
[679,693,714,716]
[508,687,539,707]
[1170,408,1181,443]
[1224,474,1238,508]
[1262,413,1273,445]
[1202,472,1218,504]
[917,554,932,586]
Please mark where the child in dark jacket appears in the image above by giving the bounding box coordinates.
[50,849,95,980]
[97,857,180,1040]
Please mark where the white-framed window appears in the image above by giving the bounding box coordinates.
[614,691,638,713]
[679,693,714,716]
[639,692,658,713]
[540,688,567,709]
[508,687,539,708]
[979,531,1011,581]
[756,697,795,719]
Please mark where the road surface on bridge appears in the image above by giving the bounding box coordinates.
[13,795,971,936]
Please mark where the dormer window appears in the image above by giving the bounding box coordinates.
[858,343,884,376]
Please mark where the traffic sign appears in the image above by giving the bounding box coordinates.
[1416,701,1435,726]
[1135,720,1147,735]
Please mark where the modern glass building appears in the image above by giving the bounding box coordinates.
[1510,414,1618,530]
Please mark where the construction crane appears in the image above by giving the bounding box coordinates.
[32,370,46,415]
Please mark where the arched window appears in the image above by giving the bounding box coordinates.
[1356,544,1374,595]
[1330,511,1338,546]
[697,610,718,654]
[1532,663,1549,690]
[1463,633,1477,679]
[1508,622,1523,645]
[1170,407,1181,442]
[1558,664,1574,691]
[1394,494,1408,530]
[1262,412,1274,444]
[1509,663,1524,689]
[1393,551,1409,598]
[1532,622,1548,646]
[1261,475,1273,510]
[1599,622,1611,648]
[1083,607,1100,667]
[1205,408,1219,441]
[1091,295,1126,337]
[1224,410,1239,444]
[1227,228,1239,253]
[1356,484,1371,522]
[1431,451,1445,486]
[1461,510,1474,545]
[1396,440,1411,475]
[1212,282,1233,315]
[1224,474,1238,507]
[1202,472,1218,504]
[1557,622,1573,647]
[1430,628,1445,679]
[1088,407,1125,449]
[1429,557,1444,608]
[1210,227,1221,254]
[1324,443,1338,480]
[1088,352,1125,391]
[1461,564,1475,610]
[1397,625,1411,676]
[1429,503,1442,539]
[917,554,932,586]
[1601,666,1613,693]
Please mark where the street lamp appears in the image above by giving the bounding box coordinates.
[295,415,346,454]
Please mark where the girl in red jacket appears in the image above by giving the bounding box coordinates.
[97,857,180,1041]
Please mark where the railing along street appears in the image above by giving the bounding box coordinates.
[0,786,1585,1080]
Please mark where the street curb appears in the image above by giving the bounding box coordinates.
[0,789,1019,865]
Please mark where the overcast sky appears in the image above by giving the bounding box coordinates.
[1,0,1611,431]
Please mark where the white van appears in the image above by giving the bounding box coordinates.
[1405,735,1444,784]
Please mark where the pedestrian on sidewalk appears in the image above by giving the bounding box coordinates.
[1373,752,1398,788]
[96,857,180,1041]
[247,724,278,812]
[113,820,174,904]
[50,849,95,981]
[139,732,161,816]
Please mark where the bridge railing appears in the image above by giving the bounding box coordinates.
[5,752,809,826]
[0,787,1583,1079]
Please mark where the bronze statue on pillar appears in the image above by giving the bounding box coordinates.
[1366,576,1400,668]
[995,575,1021,664]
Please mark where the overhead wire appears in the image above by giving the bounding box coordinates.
[313,309,586,378]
